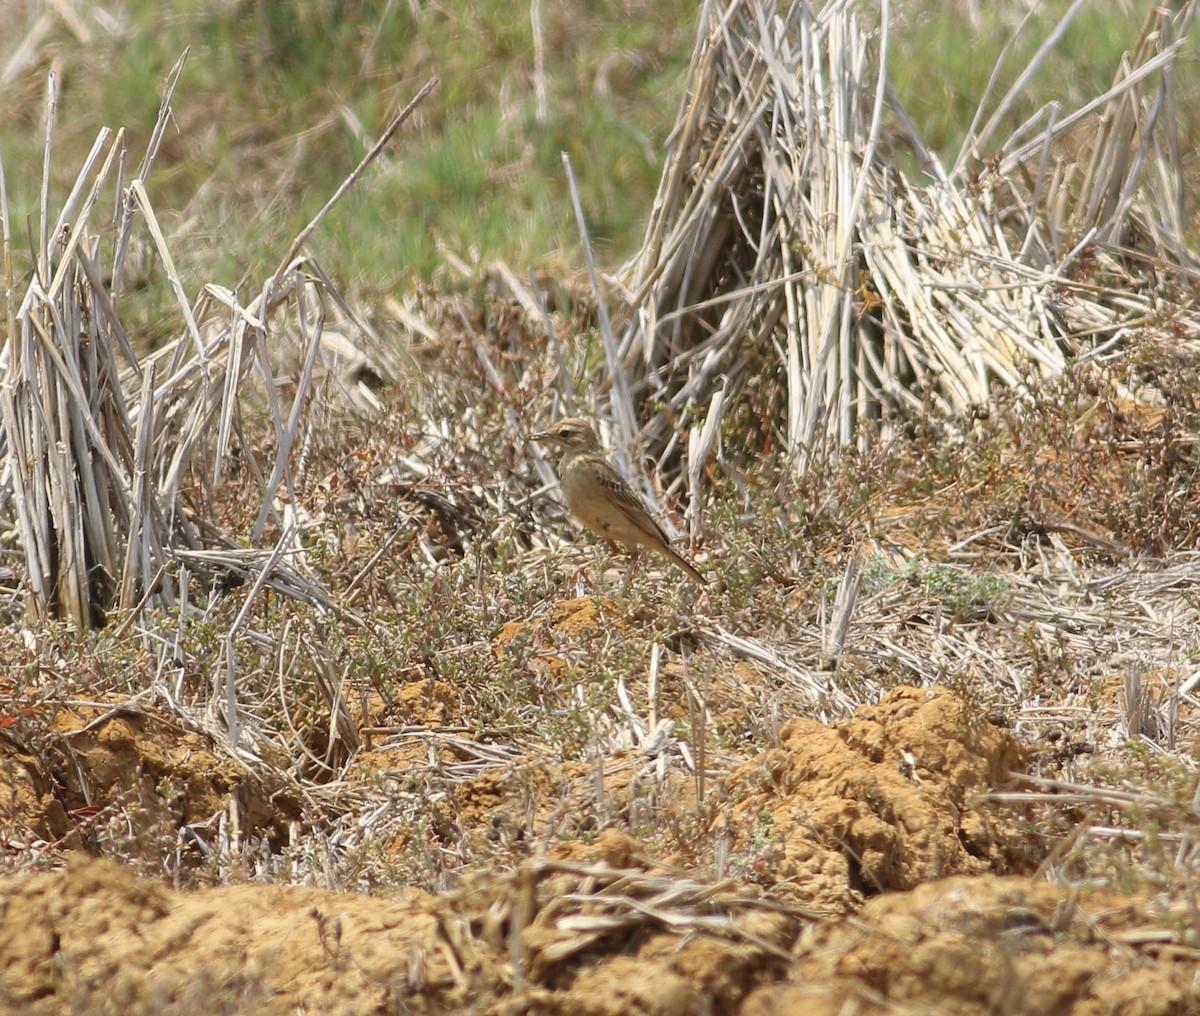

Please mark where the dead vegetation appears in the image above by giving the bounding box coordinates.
[613,0,1200,483]
[1,0,1200,1013]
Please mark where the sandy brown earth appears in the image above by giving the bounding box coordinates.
[2,626,1197,1014]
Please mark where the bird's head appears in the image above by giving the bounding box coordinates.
[533,417,603,453]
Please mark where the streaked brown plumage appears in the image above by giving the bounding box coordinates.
[534,418,706,585]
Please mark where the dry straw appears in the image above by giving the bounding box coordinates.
[0,56,435,632]
[616,0,1200,474]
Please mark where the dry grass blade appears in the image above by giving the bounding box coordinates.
[1,147,11,346]
[271,75,438,285]
[562,152,640,483]
[955,0,1090,173]
[446,857,808,989]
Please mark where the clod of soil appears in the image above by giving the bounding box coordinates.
[0,857,446,1015]
[721,685,1034,912]
[495,595,648,682]
[1,708,300,853]
[745,875,1197,1016]
[0,729,74,848]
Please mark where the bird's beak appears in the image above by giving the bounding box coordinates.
[533,430,553,443]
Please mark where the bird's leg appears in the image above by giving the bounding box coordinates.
[567,557,595,593]
[620,549,642,597]
[571,539,618,593]
[597,538,620,586]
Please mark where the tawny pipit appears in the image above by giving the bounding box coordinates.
[534,418,706,586]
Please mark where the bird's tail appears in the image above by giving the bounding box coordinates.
[664,545,707,584]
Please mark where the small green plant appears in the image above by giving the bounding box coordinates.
[916,563,1011,620]
[863,553,1011,621]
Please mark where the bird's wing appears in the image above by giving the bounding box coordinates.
[590,457,674,546]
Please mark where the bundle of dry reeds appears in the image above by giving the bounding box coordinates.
[617,0,1200,473]
[0,58,433,631]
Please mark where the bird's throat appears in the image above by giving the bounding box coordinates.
[557,446,582,472]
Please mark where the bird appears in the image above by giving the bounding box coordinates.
[534,417,706,588]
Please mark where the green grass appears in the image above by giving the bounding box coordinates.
[0,1,1188,310]
[1,0,697,293]
[888,2,1154,165]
